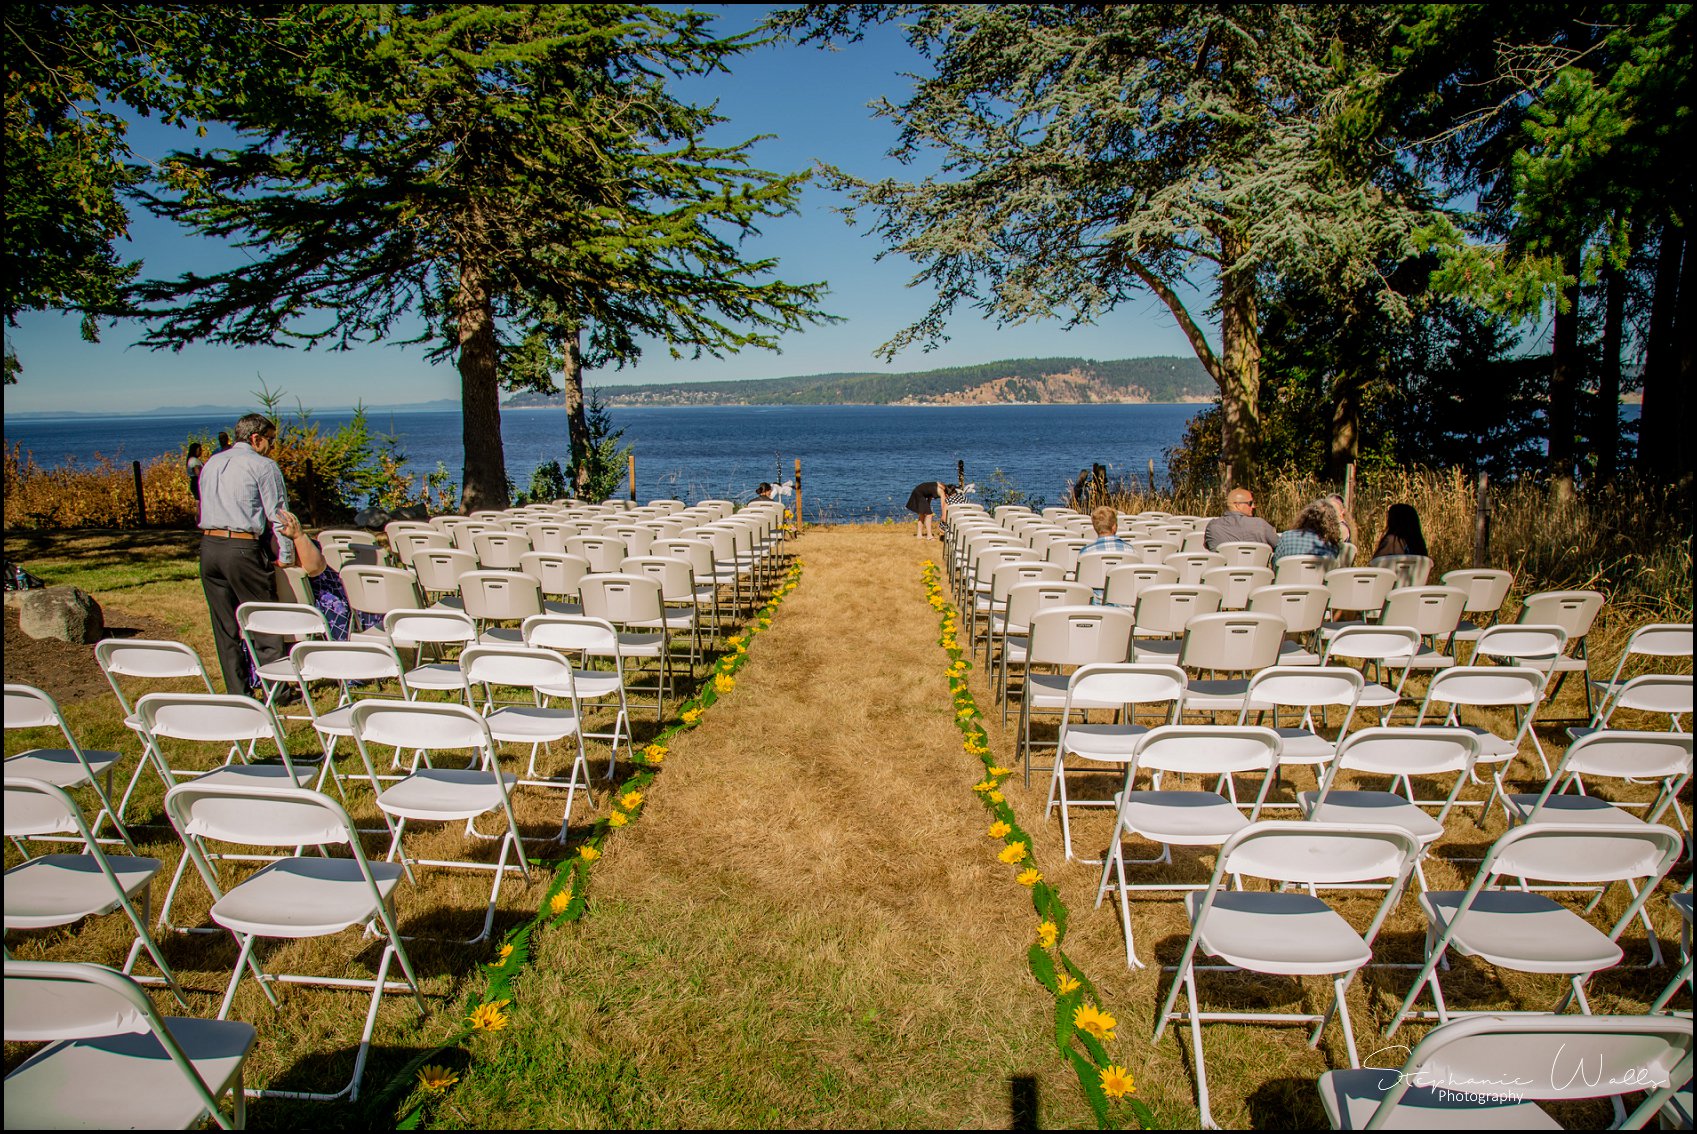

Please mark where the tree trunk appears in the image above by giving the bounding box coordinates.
[457,253,508,513]
[1597,263,1623,482]
[1638,224,1683,478]
[1327,370,1362,482]
[559,325,590,479]
[1217,238,1261,490]
[1547,251,1582,503]
[1675,224,1696,482]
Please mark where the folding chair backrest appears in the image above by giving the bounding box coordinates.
[1178,612,1286,672]
[580,573,664,623]
[95,639,214,688]
[1201,565,1274,609]
[1368,553,1432,588]
[1131,725,1280,777]
[1540,730,1692,795]
[988,560,1066,600]
[1518,590,1605,641]
[1101,564,1179,610]
[1129,539,1180,565]
[391,529,452,567]
[1217,821,1419,887]
[459,570,543,622]
[1484,822,1682,887]
[1378,586,1467,636]
[1246,584,1330,633]
[523,613,621,656]
[1607,673,1693,720]
[4,776,98,841]
[1439,567,1514,613]
[340,565,423,619]
[1620,622,1695,661]
[1004,581,1095,628]
[1242,665,1364,711]
[567,535,630,573]
[384,607,477,647]
[1167,551,1226,585]
[4,683,75,734]
[1066,663,1188,714]
[1274,554,1332,585]
[619,556,696,601]
[290,639,404,685]
[1475,623,1567,663]
[1132,584,1224,635]
[1331,726,1479,777]
[1367,1014,1693,1122]
[1074,553,1135,591]
[519,552,591,598]
[472,530,532,569]
[1422,665,1545,709]
[1027,605,1135,667]
[1323,624,1420,664]
[351,699,493,752]
[165,780,360,849]
[412,548,478,593]
[650,539,715,578]
[236,601,328,641]
[461,644,574,691]
[136,692,285,743]
[1216,541,1273,568]
[1324,567,1397,615]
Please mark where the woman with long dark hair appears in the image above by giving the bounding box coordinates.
[1372,503,1428,558]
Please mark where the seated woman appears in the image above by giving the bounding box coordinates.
[1371,502,1429,559]
[1273,498,1343,562]
[243,510,380,689]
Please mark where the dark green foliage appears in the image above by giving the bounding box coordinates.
[572,391,633,503]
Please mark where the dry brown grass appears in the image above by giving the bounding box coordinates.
[4,521,1689,1129]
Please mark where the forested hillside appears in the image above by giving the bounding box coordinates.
[505,356,1213,407]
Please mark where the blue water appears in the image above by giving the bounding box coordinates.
[5,403,1204,521]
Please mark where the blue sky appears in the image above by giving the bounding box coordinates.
[5,6,1210,415]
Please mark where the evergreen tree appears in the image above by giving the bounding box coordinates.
[129,5,831,510]
[780,4,1436,487]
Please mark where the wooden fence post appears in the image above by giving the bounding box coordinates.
[1343,461,1357,519]
[131,460,147,528]
[957,459,965,488]
[1147,458,1156,494]
[627,453,637,502]
[304,459,317,525]
[1473,470,1490,568]
[794,458,803,532]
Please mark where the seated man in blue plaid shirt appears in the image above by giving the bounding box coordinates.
[1080,506,1128,554]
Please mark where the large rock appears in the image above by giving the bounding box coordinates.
[389,503,430,521]
[353,507,391,530]
[18,586,104,643]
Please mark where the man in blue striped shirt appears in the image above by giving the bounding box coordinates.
[1079,506,1128,555]
[196,413,291,698]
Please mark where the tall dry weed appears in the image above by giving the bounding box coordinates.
[3,441,197,529]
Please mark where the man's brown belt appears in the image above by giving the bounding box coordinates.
[202,529,260,540]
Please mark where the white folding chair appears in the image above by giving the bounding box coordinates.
[1517,589,1607,720]
[1415,665,1551,816]
[1044,663,1187,863]
[620,555,707,668]
[1590,622,1693,724]
[1440,567,1515,662]
[383,607,478,700]
[4,959,256,1129]
[459,569,544,645]
[461,644,592,839]
[1201,565,1274,610]
[348,700,528,943]
[1299,727,1483,890]
[1100,562,1178,613]
[1368,553,1432,589]
[996,580,1095,725]
[1236,666,1365,796]
[165,781,426,1100]
[1578,673,1692,737]
[1650,882,1692,1014]
[1248,583,1330,666]
[1156,822,1422,1129]
[288,639,412,798]
[1318,624,1422,724]
[578,573,673,721]
[520,551,592,617]
[523,614,633,778]
[1129,583,1223,663]
[4,683,133,851]
[1168,550,1226,586]
[1317,1013,1693,1130]
[1177,611,1287,717]
[1017,605,1136,785]
[235,601,329,711]
[4,778,179,996]
[1319,567,1398,640]
[1094,725,1283,968]
[1216,541,1272,569]
[1274,554,1332,585]
[1388,822,1684,1034]
[411,546,478,610]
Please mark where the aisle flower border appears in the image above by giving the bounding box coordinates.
[379,558,806,1127]
[922,560,1156,1130]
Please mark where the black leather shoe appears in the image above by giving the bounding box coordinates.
[271,685,303,707]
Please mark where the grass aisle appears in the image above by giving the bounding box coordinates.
[447,525,1092,1128]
